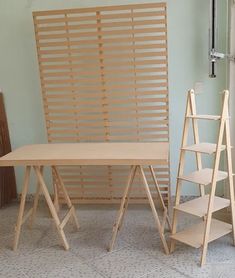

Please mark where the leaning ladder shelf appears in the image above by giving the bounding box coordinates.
[170,89,235,266]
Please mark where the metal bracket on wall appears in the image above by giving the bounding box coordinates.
[210,50,235,62]
[209,0,235,78]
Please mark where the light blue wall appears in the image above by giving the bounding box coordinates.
[0,0,228,195]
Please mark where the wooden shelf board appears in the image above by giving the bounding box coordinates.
[182,143,226,155]
[174,195,230,217]
[187,115,221,120]
[170,219,232,248]
[179,168,228,185]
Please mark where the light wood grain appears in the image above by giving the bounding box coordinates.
[174,195,230,217]
[182,143,226,154]
[170,219,232,248]
[0,143,169,166]
[170,90,235,267]
[33,2,170,205]
[179,168,228,186]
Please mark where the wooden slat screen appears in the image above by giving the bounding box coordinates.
[33,2,170,205]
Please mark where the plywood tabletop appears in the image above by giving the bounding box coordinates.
[0,142,169,166]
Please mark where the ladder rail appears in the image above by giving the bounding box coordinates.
[224,93,235,245]
[170,91,192,252]
[200,90,228,266]
[189,91,205,196]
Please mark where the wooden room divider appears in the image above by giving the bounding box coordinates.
[33,2,170,205]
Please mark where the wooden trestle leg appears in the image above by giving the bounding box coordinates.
[139,166,169,255]
[109,165,170,255]
[34,166,70,250]
[108,165,137,251]
[13,166,31,251]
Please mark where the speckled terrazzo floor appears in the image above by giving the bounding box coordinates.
[0,201,235,278]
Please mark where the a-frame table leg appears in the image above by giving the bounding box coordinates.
[149,165,172,232]
[29,166,43,229]
[108,165,137,252]
[52,169,60,213]
[52,166,80,231]
[33,166,69,250]
[13,166,31,251]
[119,166,138,230]
[139,166,169,255]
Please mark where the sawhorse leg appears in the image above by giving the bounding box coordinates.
[52,168,60,213]
[108,165,137,251]
[29,166,43,229]
[139,166,169,254]
[149,166,172,232]
[13,165,79,251]
[13,166,31,251]
[52,166,80,231]
[109,165,170,255]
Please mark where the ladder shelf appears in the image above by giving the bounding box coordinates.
[170,90,235,266]
[171,219,232,249]
[179,168,228,186]
[174,195,230,217]
[182,143,226,154]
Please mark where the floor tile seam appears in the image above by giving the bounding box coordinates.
[70,242,131,264]
[136,265,191,278]
[87,246,165,277]
[68,252,110,278]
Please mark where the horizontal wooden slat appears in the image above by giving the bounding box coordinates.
[33,3,166,17]
[44,90,168,99]
[36,19,166,33]
[38,43,167,56]
[40,59,167,71]
[41,67,168,78]
[43,82,168,92]
[61,173,169,179]
[37,35,167,48]
[45,98,168,107]
[48,119,168,128]
[45,105,168,114]
[36,27,166,40]
[38,51,167,63]
[48,134,169,141]
[43,75,167,85]
[47,127,168,135]
[45,112,168,121]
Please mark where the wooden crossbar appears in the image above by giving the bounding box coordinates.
[60,207,74,229]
